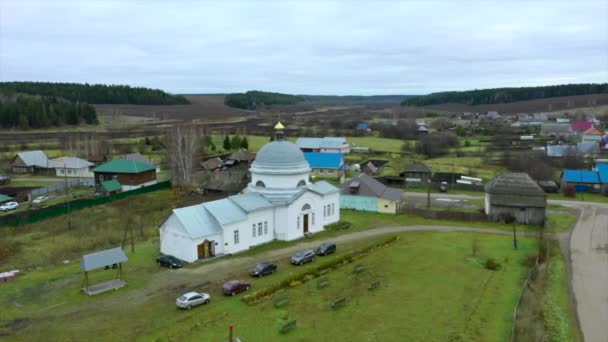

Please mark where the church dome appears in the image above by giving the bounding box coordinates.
[251,140,311,175]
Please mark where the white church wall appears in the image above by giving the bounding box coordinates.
[159,215,197,262]
[273,206,290,240]
[222,208,274,255]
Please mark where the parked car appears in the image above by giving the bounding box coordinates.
[175,292,210,309]
[156,255,183,269]
[32,196,49,205]
[223,280,251,296]
[250,262,277,277]
[316,242,337,256]
[0,202,19,212]
[290,250,315,265]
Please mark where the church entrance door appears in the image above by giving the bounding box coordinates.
[197,240,214,259]
[303,214,309,234]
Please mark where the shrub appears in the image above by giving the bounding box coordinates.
[325,221,352,230]
[242,236,398,304]
[485,258,501,271]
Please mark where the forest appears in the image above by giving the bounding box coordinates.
[0,82,189,105]
[224,90,304,109]
[402,83,608,106]
[0,95,98,129]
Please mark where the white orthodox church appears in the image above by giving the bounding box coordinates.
[159,123,341,263]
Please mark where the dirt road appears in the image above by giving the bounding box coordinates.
[568,204,608,342]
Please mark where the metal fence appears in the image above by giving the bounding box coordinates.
[29,179,95,200]
[1,181,171,227]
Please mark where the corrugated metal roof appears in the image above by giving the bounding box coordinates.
[92,160,156,174]
[229,192,273,212]
[402,163,432,173]
[80,247,128,271]
[296,137,347,149]
[562,170,600,184]
[303,152,344,169]
[308,181,340,195]
[0,194,12,202]
[203,198,248,225]
[49,157,93,169]
[15,150,49,167]
[597,164,608,183]
[173,204,222,239]
[485,173,547,208]
[340,173,403,201]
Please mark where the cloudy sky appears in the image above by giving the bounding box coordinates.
[1,0,607,95]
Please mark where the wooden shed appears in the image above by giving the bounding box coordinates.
[484,173,547,226]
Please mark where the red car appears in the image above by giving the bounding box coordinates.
[223,280,251,296]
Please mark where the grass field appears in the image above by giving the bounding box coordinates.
[1,232,538,341]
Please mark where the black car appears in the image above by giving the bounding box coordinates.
[316,242,336,256]
[156,255,183,269]
[290,250,315,265]
[250,262,277,277]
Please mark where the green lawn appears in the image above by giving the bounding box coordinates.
[347,136,405,153]
[0,232,538,341]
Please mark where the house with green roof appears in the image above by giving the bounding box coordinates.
[92,160,157,191]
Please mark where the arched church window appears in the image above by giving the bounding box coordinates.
[256,181,266,188]
[297,180,306,187]
[302,204,311,211]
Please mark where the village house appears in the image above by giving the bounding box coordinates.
[485,173,547,225]
[201,157,224,171]
[400,163,432,183]
[92,159,157,192]
[159,124,340,263]
[50,157,94,178]
[340,173,403,214]
[11,150,52,174]
[581,127,604,143]
[296,137,350,154]
[560,170,600,193]
[224,149,256,169]
[303,152,345,177]
[540,123,573,138]
[570,120,593,133]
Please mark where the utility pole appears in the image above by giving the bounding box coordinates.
[512,220,518,250]
[64,161,71,230]
[426,179,431,209]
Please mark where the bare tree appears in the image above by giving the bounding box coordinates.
[165,125,201,190]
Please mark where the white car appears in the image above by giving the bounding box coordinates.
[32,196,49,205]
[176,292,211,310]
[0,202,19,211]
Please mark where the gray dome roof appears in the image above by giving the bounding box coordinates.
[251,141,310,175]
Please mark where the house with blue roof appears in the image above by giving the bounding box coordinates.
[303,152,344,177]
[160,125,341,263]
[561,169,601,193]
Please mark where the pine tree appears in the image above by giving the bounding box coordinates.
[231,135,242,150]
[223,136,231,150]
[240,136,249,149]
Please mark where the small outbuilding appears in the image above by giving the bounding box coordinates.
[80,247,128,296]
[485,173,547,225]
[400,163,432,183]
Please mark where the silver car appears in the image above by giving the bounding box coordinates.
[0,202,19,211]
[176,292,211,310]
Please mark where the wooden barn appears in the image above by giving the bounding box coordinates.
[484,173,547,226]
